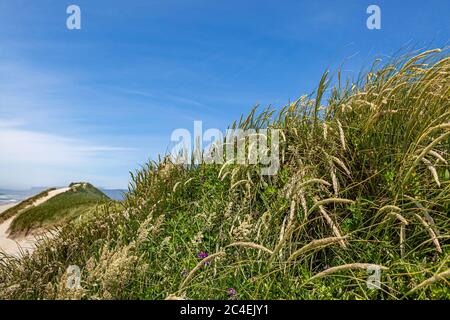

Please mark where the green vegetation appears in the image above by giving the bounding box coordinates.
[0,49,449,300]
[8,183,110,237]
[0,188,56,223]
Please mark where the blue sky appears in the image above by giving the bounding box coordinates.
[0,0,449,189]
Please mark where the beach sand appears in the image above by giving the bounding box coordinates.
[0,203,37,257]
[0,202,17,214]
[0,187,70,258]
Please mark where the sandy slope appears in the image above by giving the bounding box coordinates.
[0,187,70,257]
[0,203,16,213]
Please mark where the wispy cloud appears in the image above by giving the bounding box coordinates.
[116,87,207,108]
[0,121,135,189]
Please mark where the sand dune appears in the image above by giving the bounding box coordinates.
[0,187,70,258]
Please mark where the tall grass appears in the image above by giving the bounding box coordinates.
[0,49,448,300]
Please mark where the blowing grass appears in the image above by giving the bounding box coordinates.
[0,49,449,300]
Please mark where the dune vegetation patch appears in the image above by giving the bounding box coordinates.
[0,188,56,224]
[7,183,110,238]
[0,49,448,300]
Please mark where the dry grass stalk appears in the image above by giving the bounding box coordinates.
[183,177,195,186]
[421,158,441,187]
[226,242,273,255]
[218,159,234,180]
[387,212,408,225]
[330,164,339,195]
[288,200,296,228]
[298,178,331,189]
[269,201,297,263]
[317,205,347,248]
[287,236,348,263]
[84,242,141,299]
[179,251,226,291]
[427,150,447,164]
[406,269,450,296]
[323,122,328,140]
[231,179,250,190]
[336,119,346,151]
[309,263,388,281]
[403,130,450,185]
[309,198,355,214]
[298,190,308,219]
[278,216,287,244]
[414,122,450,147]
[172,181,181,193]
[405,195,440,236]
[231,214,253,241]
[377,205,401,214]
[400,224,406,258]
[165,294,185,300]
[330,155,351,176]
[414,214,442,254]
[136,214,153,244]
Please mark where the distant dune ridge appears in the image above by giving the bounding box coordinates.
[0,183,111,257]
[0,186,125,203]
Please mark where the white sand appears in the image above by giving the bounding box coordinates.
[0,187,70,258]
[31,187,70,207]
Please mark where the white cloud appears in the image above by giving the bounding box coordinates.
[0,122,135,189]
[0,58,164,190]
[0,60,138,189]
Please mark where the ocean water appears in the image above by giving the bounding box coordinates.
[101,189,126,201]
[0,194,20,205]
[0,187,47,206]
[0,187,126,205]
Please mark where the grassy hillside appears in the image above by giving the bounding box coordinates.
[0,188,56,223]
[0,49,448,300]
[8,183,110,237]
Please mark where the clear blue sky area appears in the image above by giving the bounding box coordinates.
[0,0,449,188]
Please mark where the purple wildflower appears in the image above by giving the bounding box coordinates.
[227,288,237,299]
[197,251,210,266]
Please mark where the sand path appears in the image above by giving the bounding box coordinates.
[0,187,70,258]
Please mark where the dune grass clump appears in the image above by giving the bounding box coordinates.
[0,49,449,300]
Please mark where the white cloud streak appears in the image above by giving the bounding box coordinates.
[0,122,134,189]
